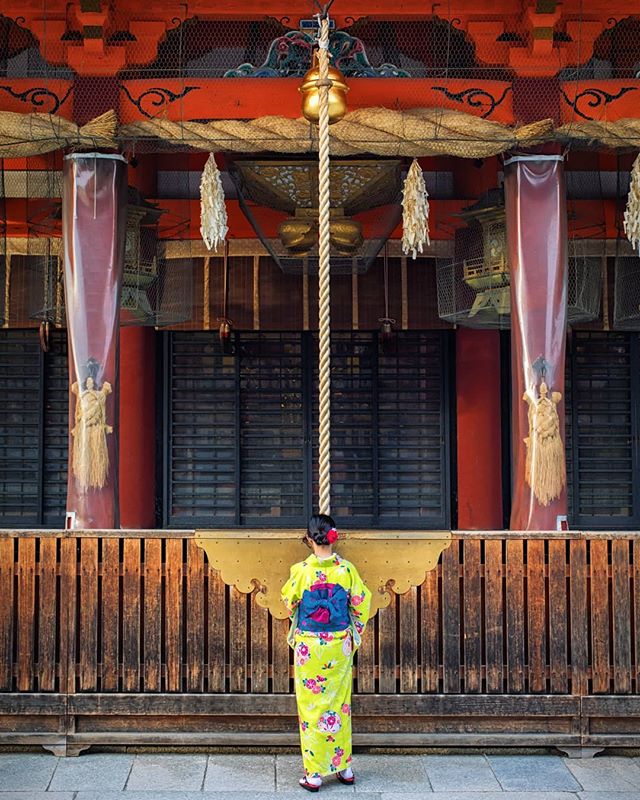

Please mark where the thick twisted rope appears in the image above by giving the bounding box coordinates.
[5,111,640,158]
[0,110,117,157]
[317,16,331,516]
[119,110,554,158]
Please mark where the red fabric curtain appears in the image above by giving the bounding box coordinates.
[62,154,127,529]
[504,156,568,531]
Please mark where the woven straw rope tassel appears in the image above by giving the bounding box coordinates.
[402,159,430,259]
[200,153,228,252]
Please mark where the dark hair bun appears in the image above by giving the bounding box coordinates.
[307,513,336,546]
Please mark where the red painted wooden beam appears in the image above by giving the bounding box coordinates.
[119,79,515,123]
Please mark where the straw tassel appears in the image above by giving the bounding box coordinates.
[401,158,430,259]
[624,153,640,254]
[523,381,566,507]
[200,153,228,252]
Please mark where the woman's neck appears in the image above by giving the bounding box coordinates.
[312,544,333,560]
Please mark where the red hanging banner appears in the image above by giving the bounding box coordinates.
[62,153,127,529]
[504,155,568,531]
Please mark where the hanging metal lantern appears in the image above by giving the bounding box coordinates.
[299,53,349,125]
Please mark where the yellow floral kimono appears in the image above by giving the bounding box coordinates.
[281,552,371,779]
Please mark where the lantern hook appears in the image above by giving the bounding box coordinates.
[312,0,335,20]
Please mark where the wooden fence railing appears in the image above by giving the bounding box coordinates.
[0,530,639,755]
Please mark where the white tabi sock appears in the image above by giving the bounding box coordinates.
[301,775,322,787]
[339,767,354,779]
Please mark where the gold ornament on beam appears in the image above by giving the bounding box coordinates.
[195,530,452,619]
[300,54,349,125]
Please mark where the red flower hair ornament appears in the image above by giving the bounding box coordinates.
[327,528,339,544]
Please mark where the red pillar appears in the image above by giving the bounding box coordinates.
[119,154,158,529]
[119,327,156,528]
[456,328,503,529]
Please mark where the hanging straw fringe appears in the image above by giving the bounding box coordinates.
[523,382,566,507]
[401,158,430,259]
[624,153,640,254]
[200,153,228,252]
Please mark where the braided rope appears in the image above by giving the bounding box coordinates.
[317,16,331,516]
[6,111,640,158]
[0,110,117,157]
[119,110,554,158]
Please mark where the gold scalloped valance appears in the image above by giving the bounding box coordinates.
[195,530,452,618]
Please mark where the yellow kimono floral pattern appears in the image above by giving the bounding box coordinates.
[281,552,372,779]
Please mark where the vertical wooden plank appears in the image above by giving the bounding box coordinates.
[79,538,98,691]
[506,539,525,694]
[165,538,183,692]
[442,541,460,693]
[527,539,546,693]
[420,568,439,693]
[37,538,57,691]
[484,539,504,693]
[17,538,35,691]
[144,538,162,692]
[612,538,631,693]
[400,256,408,329]
[122,539,141,692]
[635,540,640,694]
[203,256,210,329]
[377,598,397,693]
[590,539,610,693]
[252,255,260,330]
[399,588,417,693]
[208,568,226,692]
[351,263,359,330]
[251,600,269,693]
[0,538,15,690]
[186,541,204,692]
[229,587,247,692]
[101,538,120,692]
[58,537,77,696]
[549,539,568,693]
[462,540,481,693]
[272,616,291,693]
[569,539,588,696]
[355,613,375,693]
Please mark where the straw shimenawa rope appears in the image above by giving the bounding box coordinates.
[4,110,640,157]
[0,110,117,157]
[119,109,555,158]
[317,16,332,516]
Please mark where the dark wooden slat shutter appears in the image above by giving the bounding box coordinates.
[42,332,68,526]
[0,330,42,524]
[319,331,450,527]
[239,333,305,525]
[566,331,639,528]
[166,330,451,529]
[377,332,449,527]
[330,333,375,521]
[167,332,237,526]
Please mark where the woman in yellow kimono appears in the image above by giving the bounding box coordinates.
[281,514,371,792]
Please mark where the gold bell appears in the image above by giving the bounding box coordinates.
[300,53,349,125]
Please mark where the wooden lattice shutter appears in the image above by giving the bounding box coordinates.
[566,331,640,528]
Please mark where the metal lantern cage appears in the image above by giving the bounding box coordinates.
[613,254,640,330]
[23,204,193,329]
[436,192,603,329]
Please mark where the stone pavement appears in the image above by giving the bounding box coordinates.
[2,753,640,800]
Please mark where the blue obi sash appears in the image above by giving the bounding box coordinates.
[297,582,350,633]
